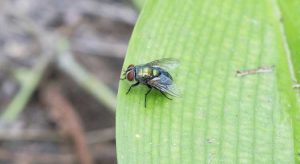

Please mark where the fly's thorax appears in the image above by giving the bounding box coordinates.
[136,66,161,78]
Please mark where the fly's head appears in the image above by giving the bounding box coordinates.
[121,64,135,81]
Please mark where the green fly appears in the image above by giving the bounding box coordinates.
[121,58,179,107]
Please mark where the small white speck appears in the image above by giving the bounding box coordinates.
[251,19,258,25]
[135,134,141,138]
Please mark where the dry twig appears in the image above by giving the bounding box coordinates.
[0,129,62,142]
[236,66,274,77]
[42,84,93,164]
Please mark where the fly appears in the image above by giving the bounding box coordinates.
[121,58,179,108]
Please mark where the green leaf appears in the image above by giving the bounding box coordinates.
[117,0,300,163]
[278,0,300,82]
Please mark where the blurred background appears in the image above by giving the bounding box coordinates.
[0,0,138,163]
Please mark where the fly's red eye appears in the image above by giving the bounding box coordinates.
[126,71,134,81]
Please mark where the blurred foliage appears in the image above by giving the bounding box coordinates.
[132,0,145,10]
[0,0,133,163]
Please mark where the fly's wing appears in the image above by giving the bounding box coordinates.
[148,74,180,97]
[146,58,179,70]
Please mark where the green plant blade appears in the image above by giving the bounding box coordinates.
[278,0,300,82]
[117,0,300,163]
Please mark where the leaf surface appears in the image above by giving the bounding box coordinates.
[117,0,300,163]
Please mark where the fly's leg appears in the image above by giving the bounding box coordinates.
[144,86,152,108]
[159,91,172,100]
[126,82,140,94]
